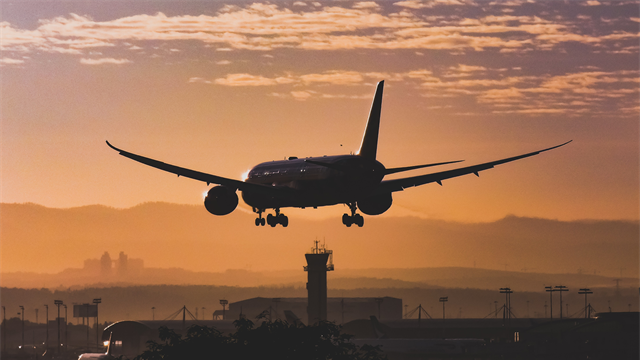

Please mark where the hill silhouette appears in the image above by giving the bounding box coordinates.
[1,202,637,279]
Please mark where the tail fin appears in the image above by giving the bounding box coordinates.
[357,81,384,160]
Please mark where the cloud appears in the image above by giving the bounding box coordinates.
[299,71,364,85]
[216,60,231,65]
[209,68,639,115]
[393,0,470,9]
[213,73,296,86]
[79,57,131,65]
[488,1,533,6]
[188,77,213,84]
[0,57,25,65]
[353,2,381,10]
[450,64,487,72]
[291,91,313,100]
[1,2,636,57]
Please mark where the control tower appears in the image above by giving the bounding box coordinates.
[304,240,334,325]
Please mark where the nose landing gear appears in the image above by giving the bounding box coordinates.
[342,203,364,227]
[254,208,266,226]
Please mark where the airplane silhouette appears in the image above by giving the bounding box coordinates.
[107,81,571,227]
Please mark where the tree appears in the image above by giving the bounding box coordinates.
[135,318,386,360]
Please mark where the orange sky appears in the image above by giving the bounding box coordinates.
[1,0,639,223]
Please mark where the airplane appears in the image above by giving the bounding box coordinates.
[77,332,115,359]
[107,80,571,228]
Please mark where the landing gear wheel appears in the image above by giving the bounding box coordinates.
[260,218,266,226]
[255,218,260,226]
[279,214,289,227]
[267,213,276,227]
[342,213,352,227]
[342,203,363,227]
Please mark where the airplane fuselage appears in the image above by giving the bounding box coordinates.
[242,155,386,209]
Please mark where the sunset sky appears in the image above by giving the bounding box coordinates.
[2,0,639,223]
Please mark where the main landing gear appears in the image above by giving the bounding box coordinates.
[254,208,288,227]
[342,203,364,227]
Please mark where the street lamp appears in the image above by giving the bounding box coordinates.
[63,304,68,352]
[151,307,156,321]
[44,305,49,352]
[54,300,63,355]
[93,298,102,351]
[439,297,448,319]
[19,306,24,350]
[374,298,383,320]
[2,306,6,354]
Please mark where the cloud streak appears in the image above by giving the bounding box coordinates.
[80,57,131,65]
[1,2,637,56]
[204,68,639,116]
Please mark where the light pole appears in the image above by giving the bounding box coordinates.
[93,298,101,351]
[554,286,568,319]
[2,306,6,355]
[19,305,24,350]
[44,305,49,352]
[54,300,63,355]
[63,304,68,352]
[578,288,593,318]
[545,286,555,319]
[439,297,448,319]
[152,307,155,321]
[499,288,513,321]
[374,298,383,320]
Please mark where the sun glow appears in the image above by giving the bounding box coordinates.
[241,169,251,181]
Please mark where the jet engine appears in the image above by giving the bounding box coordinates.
[357,193,392,215]
[204,186,238,215]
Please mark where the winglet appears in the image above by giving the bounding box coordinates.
[357,81,384,160]
[106,140,122,152]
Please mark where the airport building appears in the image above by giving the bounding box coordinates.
[227,296,402,324]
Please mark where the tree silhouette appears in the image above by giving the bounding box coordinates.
[135,319,386,360]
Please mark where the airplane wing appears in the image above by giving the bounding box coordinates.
[377,140,572,193]
[106,141,289,196]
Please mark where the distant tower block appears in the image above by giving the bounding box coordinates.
[304,240,334,325]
